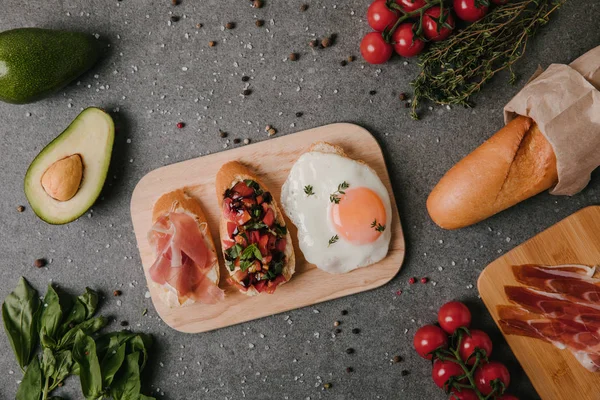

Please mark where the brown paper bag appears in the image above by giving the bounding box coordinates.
[504,46,600,195]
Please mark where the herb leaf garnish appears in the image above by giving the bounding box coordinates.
[328,235,339,247]
[304,185,314,196]
[329,181,349,204]
[371,219,386,232]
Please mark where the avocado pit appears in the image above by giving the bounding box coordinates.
[41,154,83,201]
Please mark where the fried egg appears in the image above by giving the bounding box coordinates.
[281,149,392,273]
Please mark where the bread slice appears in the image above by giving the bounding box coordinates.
[216,161,295,295]
[427,116,558,229]
[150,189,220,307]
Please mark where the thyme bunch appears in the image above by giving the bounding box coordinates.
[410,0,566,119]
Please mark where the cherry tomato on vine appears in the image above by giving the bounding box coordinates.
[449,388,479,400]
[453,0,489,22]
[367,0,399,32]
[475,361,511,395]
[459,329,493,365]
[391,23,425,57]
[492,0,509,4]
[496,396,519,400]
[395,0,426,12]
[438,301,471,333]
[423,6,455,41]
[413,324,448,359]
[360,32,394,64]
[432,359,465,390]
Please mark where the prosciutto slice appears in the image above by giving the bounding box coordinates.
[148,212,224,305]
[498,264,600,372]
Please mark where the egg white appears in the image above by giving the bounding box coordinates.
[281,152,392,274]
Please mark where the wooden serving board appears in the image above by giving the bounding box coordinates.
[131,123,405,333]
[478,206,600,400]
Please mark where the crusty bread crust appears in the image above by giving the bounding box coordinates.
[215,161,295,295]
[427,116,558,230]
[151,188,220,288]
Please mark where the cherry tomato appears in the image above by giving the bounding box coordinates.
[459,329,493,365]
[395,0,426,12]
[391,23,425,57]
[449,388,479,400]
[423,6,455,42]
[432,359,464,390]
[438,301,471,334]
[453,0,488,22]
[492,0,509,4]
[475,361,511,395]
[367,0,399,32]
[496,396,519,400]
[413,324,448,359]
[360,32,394,64]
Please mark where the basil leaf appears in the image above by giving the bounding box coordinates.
[16,356,42,400]
[78,288,99,318]
[58,316,107,350]
[72,330,103,399]
[128,334,152,371]
[100,342,126,387]
[40,285,73,342]
[40,332,57,350]
[96,331,137,356]
[224,244,243,260]
[52,349,73,386]
[109,351,141,400]
[2,277,41,370]
[240,243,262,261]
[40,347,56,378]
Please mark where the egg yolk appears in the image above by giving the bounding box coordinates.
[330,187,386,245]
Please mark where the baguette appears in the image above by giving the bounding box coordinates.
[149,189,222,307]
[427,116,558,230]
[216,161,295,295]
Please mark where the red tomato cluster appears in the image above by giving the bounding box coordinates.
[413,301,518,400]
[361,0,508,64]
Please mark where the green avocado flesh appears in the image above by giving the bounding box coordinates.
[0,28,102,104]
[24,108,114,225]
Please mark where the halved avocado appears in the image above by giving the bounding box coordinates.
[24,108,114,224]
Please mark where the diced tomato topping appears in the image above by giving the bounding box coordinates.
[222,238,235,250]
[275,238,287,253]
[222,198,239,222]
[227,222,237,238]
[263,208,275,227]
[256,194,264,204]
[241,197,256,208]
[262,254,272,264]
[258,275,287,294]
[249,230,261,244]
[235,234,247,247]
[232,182,255,197]
[232,269,248,282]
[252,260,262,272]
[236,210,252,226]
[253,280,267,292]
[258,234,269,256]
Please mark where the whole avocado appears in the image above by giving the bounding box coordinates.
[0,28,102,104]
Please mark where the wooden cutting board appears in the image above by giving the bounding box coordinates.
[478,206,600,400]
[130,123,405,333]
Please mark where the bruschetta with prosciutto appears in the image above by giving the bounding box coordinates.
[148,189,224,307]
[216,161,295,295]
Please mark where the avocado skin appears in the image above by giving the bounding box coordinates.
[0,28,102,104]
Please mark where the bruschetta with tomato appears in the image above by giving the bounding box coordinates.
[216,161,295,295]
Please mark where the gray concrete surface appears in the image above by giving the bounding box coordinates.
[1,1,599,399]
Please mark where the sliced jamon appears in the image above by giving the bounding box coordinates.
[148,212,224,305]
[498,305,600,372]
[512,265,600,303]
[505,286,600,317]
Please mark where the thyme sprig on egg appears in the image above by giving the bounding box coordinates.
[304,185,315,196]
[371,219,386,232]
[328,235,339,247]
[330,181,349,204]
